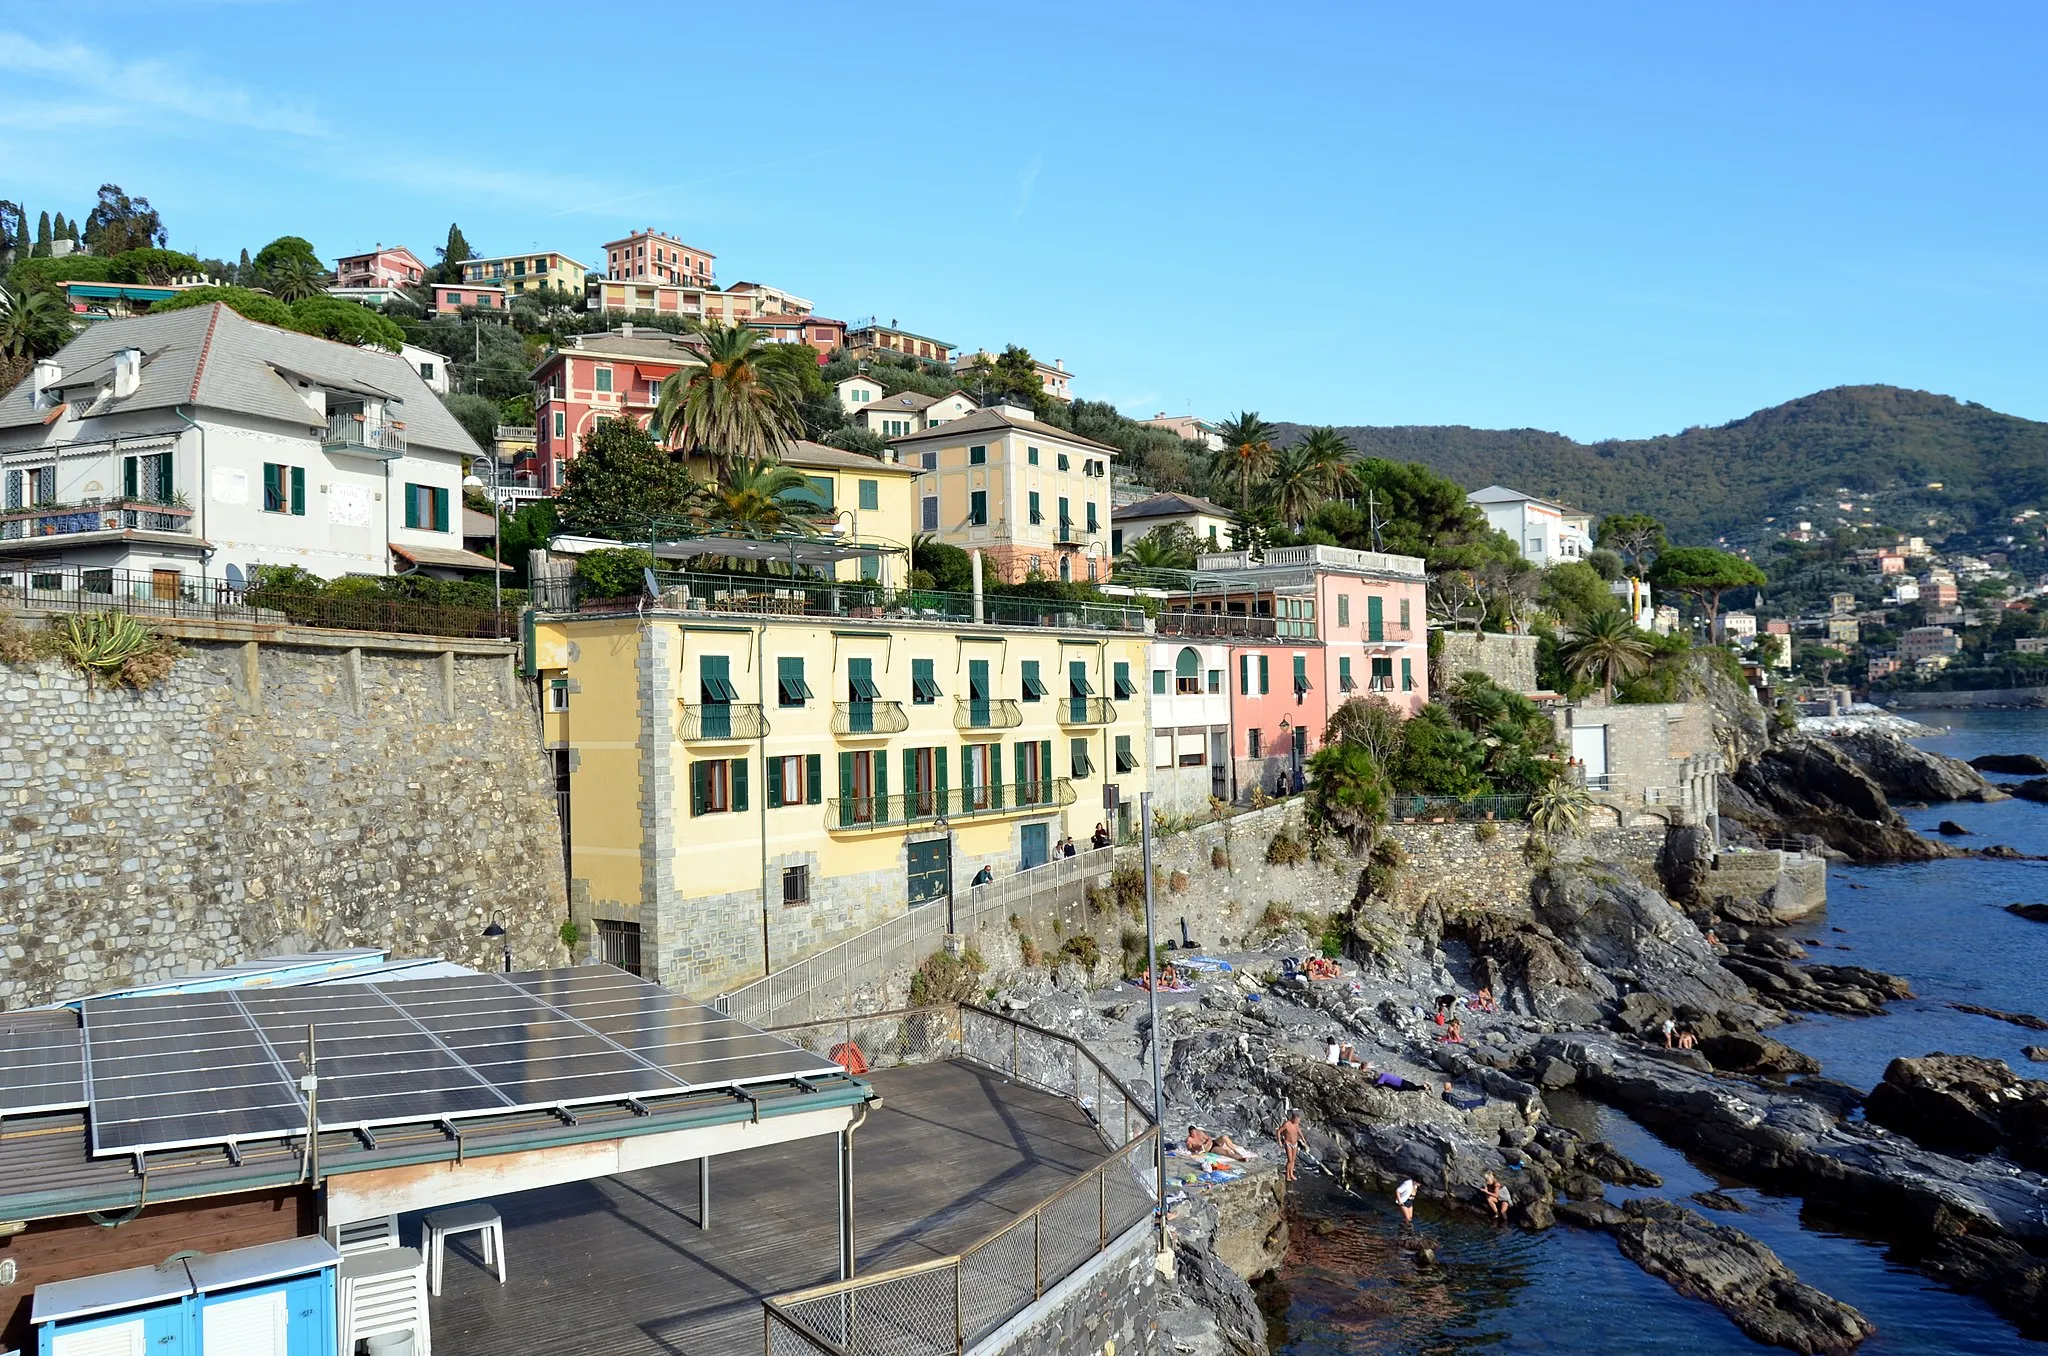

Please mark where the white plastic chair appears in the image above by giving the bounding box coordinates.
[338,1245,431,1356]
[326,1214,400,1257]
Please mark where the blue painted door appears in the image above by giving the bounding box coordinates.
[1020,822,1050,871]
[42,1303,183,1355]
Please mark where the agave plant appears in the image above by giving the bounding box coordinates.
[1528,778,1593,840]
[52,611,176,689]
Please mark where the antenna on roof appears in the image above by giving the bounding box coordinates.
[1365,488,1385,553]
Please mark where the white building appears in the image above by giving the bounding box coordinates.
[394,343,452,396]
[1146,640,1232,811]
[1609,577,1655,629]
[0,304,495,589]
[836,379,977,437]
[1467,484,1594,566]
[1722,612,1758,639]
[1112,491,1235,558]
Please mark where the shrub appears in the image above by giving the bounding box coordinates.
[1258,901,1291,931]
[1265,830,1309,866]
[909,947,988,1005]
[1317,914,1347,959]
[0,609,45,665]
[1169,869,1189,893]
[1364,836,1405,898]
[1474,821,1500,843]
[1019,935,1041,967]
[577,547,656,599]
[1111,866,1146,916]
[558,920,581,949]
[50,612,179,690]
[1058,935,1101,971]
[1211,845,1230,870]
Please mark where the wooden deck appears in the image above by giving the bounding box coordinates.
[413,1060,1111,1355]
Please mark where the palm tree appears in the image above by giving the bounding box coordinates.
[1561,609,1653,701]
[1263,443,1322,531]
[1529,778,1593,840]
[654,322,799,477]
[1295,426,1359,503]
[702,455,812,538]
[268,256,329,302]
[1210,411,1276,515]
[1116,530,1194,574]
[0,286,65,359]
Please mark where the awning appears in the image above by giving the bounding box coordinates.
[650,537,887,567]
[391,543,512,574]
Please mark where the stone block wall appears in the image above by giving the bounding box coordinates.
[981,1220,1161,1356]
[0,633,568,1009]
[1436,631,1539,695]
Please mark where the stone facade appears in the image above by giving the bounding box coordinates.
[1436,630,1539,695]
[0,629,567,1009]
[979,1219,1161,1356]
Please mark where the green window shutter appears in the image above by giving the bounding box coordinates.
[1367,595,1383,641]
[123,456,138,498]
[690,762,707,817]
[264,463,281,513]
[1015,742,1029,803]
[291,466,306,516]
[1337,594,1348,628]
[1402,657,1414,691]
[849,657,874,699]
[935,747,949,799]
[903,747,918,798]
[731,756,747,812]
[912,658,938,703]
[433,486,448,532]
[806,753,823,804]
[1047,738,1059,787]
[1020,659,1040,699]
[1239,655,1249,694]
[1069,660,1091,694]
[989,744,1003,809]
[970,490,986,525]
[872,750,887,813]
[969,658,988,699]
[1114,661,1131,697]
[1152,669,1165,695]
[838,752,856,825]
[1259,655,1269,694]
[859,479,879,511]
[1070,738,1085,778]
[153,452,172,498]
[1294,654,1306,686]
[1339,657,1351,688]
[766,755,784,808]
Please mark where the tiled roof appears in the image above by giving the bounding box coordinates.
[1116,491,1232,520]
[779,440,917,475]
[884,406,1119,456]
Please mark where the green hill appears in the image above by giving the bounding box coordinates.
[1278,385,2048,548]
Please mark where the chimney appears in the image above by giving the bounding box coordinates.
[31,359,60,408]
[112,348,142,399]
[620,322,634,339]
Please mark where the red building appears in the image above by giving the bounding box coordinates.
[604,229,714,288]
[333,245,426,291]
[531,328,705,490]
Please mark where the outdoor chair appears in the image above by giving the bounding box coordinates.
[326,1213,400,1256]
[338,1245,432,1356]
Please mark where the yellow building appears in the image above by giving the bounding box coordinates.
[531,590,1151,997]
[681,441,918,587]
[460,250,589,294]
[891,403,1117,586]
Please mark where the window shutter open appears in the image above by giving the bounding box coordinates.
[872,751,887,814]
[291,466,306,516]
[1015,744,1028,803]
[731,757,747,812]
[433,486,449,532]
[1043,738,1055,791]
[989,744,1003,809]
[690,762,707,817]
[123,456,138,498]
[1239,655,1249,694]
[903,748,918,800]
[1259,655,1270,694]
[766,756,784,808]
[936,747,949,799]
[806,753,823,804]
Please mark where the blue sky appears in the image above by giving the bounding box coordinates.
[3,2,2042,440]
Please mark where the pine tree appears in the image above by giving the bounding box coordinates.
[434,223,473,283]
[33,211,50,257]
[236,248,252,285]
[51,212,68,243]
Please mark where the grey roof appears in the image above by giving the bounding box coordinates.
[1468,483,1591,516]
[870,390,938,412]
[1116,491,1231,521]
[0,305,482,459]
[884,406,1120,456]
[779,440,917,475]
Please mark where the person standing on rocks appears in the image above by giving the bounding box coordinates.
[1662,1017,1677,1048]
[1395,1178,1418,1224]
[1278,1110,1303,1183]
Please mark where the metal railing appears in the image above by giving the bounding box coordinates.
[831,700,910,736]
[678,702,770,740]
[826,780,1075,831]
[0,497,193,541]
[953,697,1022,730]
[0,567,517,640]
[1153,610,1278,639]
[1389,792,1530,822]
[1058,696,1116,725]
[321,411,407,456]
[760,1004,1159,1356]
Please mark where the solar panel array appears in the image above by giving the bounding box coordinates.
[79,966,843,1157]
[0,1008,87,1116]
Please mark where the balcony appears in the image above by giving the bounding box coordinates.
[1154,610,1279,640]
[954,697,1023,730]
[676,702,769,741]
[323,411,407,459]
[1058,697,1117,725]
[827,778,1076,830]
[1360,624,1415,646]
[0,498,194,541]
[830,700,910,736]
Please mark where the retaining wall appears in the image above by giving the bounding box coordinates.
[976,1218,1162,1356]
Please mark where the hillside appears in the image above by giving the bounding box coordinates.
[1277,386,2048,548]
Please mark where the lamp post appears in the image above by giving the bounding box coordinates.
[462,458,503,630]
[482,914,511,974]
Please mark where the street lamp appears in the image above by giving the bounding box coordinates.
[482,914,511,973]
[462,459,503,629]
[1278,715,1302,795]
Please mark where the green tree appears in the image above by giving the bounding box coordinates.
[268,255,329,302]
[1560,609,1653,701]
[1586,547,1625,581]
[0,285,69,359]
[1323,693,1407,769]
[1307,742,1390,853]
[33,211,50,257]
[653,322,799,475]
[286,296,402,349]
[1211,411,1276,514]
[912,535,973,591]
[821,426,888,457]
[151,285,299,329]
[703,456,813,537]
[252,235,320,284]
[1116,524,1200,573]
[52,213,71,245]
[576,547,656,599]
[754,342,843,439]
[235,248,252,286]
[1648,546,1767,635]
[1597,512,1667,573]
[433,224,474,284]
[1385,704,1489,797]
[108,248,200,284]
[1539,561,1611,629]
[1529,779,1593,839]
[82,185,167,254]
[498,500,560,583]
[1352,458,1516,569]
[441,393,500,453]
[556,418,700,538]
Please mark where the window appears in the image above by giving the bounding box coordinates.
[1027,446,1039,466]
[1029,491,1042,525]
[1259,655,1270,694]
[689,757,747,815]
[1175,647,1201,695]
[1238,655,1251,695]
[1402,657,1415,692]
[911,658,941,704]
[1057,497,1070,534]
[447,291,463,305]
[595,919,642,976]
[858,479,879,511]
[1112,530,1123,555]
[969,445,987,465]
[961,741,1002,811]
[1015,739,1052,804]
[262,463,305,516]
[547,678,569,712]
[847,657,882,702]
[1293,653,1311,695]
[861,554,880,582]
[1400,598,1412,630]
[1207,668,1222,694]
[1152,668,1167,695]
[1242,727,1264,761]
[1113,661,1135,699]
[1068,661,1093,699]
[1339,657,1355,691]
[777,656,812,707]
[1020,659,1046,701]
[1086,502,1098,532]
[1178,736,1205,768]
[403,483,449,531]
[1057,454,1069,471]
[1115,734,1137,772]
[1070,737,1092,778]
[514,260,527,277]
[1370,657,1394,691]
[921,450,936,470]
[969,491,987,526]
[903,745,947,816]
[418,361,435,381]
[1337,594,1349,628]
[1367,594,1384,641]
[791,475,834,512]
[123,451,172,501]
[836,749,886,825]
[782,865,810,906]
[553,410,566,439]
[768,753,823,808]
[922,496,939,531]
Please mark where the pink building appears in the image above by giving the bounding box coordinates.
[531,328,706,491]
[432,283,507,315]
[333,245,426,291]
[603,229,714,288]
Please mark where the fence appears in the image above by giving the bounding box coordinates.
[1387,793,1530,823]
[0,566,518,640]
[761,1004,1159,1356]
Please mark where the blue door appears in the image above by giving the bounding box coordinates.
[1020,823,1050,871]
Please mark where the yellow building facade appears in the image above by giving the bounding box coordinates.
[682,441,918,587]
[460,251,589,294]
[531,606,1151,997]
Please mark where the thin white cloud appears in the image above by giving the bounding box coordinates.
[0,32,326,137]
[1012,154,1044,223]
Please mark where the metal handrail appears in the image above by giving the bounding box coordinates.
[676,701,769,740]
[1057,696,1116,725]
[829,700,910,736]
[825,780,1075,830]
[953,697,1023,730]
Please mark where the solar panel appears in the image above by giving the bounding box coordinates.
[0,1010,87,1115]
[70,965,846,1156]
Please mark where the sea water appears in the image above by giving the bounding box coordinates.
[1267,708,2048,1354]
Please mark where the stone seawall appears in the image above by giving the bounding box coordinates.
[0,629,568,1009]
[1882,687,2048,710]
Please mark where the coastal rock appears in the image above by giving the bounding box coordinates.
[1824,728,2004,804]
[1530,868,1762,1023]
[1605,1198,1875,1354]
[1719,941,1912,1017]
[1972,754,2048,776]
[2026,1047,2048,1064]
[2012,779,2048,804]
[1864,1054,2048,1173]
[1936,820,1972,836]
[1722,737,1949,863]
[1949,1002,2048,1031]
[1444,913,1609,1026]
[2008,904,2048,924]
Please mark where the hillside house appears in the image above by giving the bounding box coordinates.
[1467,484,1594,566]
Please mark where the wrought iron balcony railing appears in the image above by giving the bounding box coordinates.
[827,778,1076,830]
[676,702,769,740]
[830,700,910,736]
[0,498,194,541]
[1058,696,1117,725]
[954,697,1023,730]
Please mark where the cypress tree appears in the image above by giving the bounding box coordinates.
[34,211,50,256]
[236,248,252,285]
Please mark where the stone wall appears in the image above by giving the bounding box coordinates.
[979,1219,1161,1356]
[1436,631,1539,695]
[0,625,568,1009]
[1883,687,2048,710]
